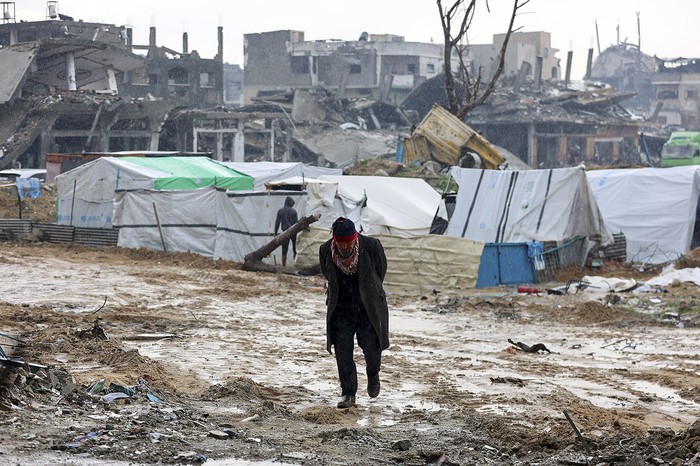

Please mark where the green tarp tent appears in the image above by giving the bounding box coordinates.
[120,157,253,191]
[55,156,253,228]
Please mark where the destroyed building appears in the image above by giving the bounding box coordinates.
[223,63,244,106]
[243,30,444,105]
[466,31,561,82]
[652,57,700,131]
[465,80,645,168]
[0,1,267,170]
[588,42,656,114]
[403,70,647,169]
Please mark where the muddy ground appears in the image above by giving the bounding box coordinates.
[2,180,700,465]
[1,241,700,466]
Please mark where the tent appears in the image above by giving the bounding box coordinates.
[213,190,309,263]
[221,162,342,191]
[113,174,446,263]
[317,175,447,238]
[55,157,253,228]
[115,188,220,257]
[114,188,308,262]
[446,166,612,244]
[295,227,485,293]
[586,166,700,264]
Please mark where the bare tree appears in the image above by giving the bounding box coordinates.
[437,0,529,118]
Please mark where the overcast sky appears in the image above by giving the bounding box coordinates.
[10,0,700,79]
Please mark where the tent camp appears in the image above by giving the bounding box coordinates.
[586,166,700,264]
[446,166,612,244]
[317,175,447,237]
[221,162,342,191]
[114,188,308,262]
[55,157,253,228]
[113,174,446,263]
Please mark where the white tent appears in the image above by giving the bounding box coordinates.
[447,166,612,244]
[222,162,342,191]
[213,190,308,263]
[114,188,309,263]
[586,166,700,264]
[318,175,446,237]
[56,157,163,228]
[115,188,219,257]
[55,157,252,228]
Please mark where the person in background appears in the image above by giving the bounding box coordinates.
[274,196,298,267]
[318,217,389,409]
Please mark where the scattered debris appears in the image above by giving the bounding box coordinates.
[490,376,526,387]
[508,339,552,354]
[77,318,108,340]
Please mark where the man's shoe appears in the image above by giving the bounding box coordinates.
[367,374,380,398]
[337,395,355,409]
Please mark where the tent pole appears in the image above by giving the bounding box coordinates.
[152,202,168,253]
[69,180,77,226]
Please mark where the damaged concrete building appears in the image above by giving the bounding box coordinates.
[466,31,562,82]
[652,58,700,131]
[464,80,645,168]
[588,42,656,114]
[0,1,286,170]
[243,30,445,105]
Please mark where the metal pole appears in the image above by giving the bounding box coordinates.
[69,179,77,225]
[152,202,167,253]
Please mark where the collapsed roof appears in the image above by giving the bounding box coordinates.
[0,40,146,104]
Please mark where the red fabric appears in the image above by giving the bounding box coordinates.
[333,231,358,243]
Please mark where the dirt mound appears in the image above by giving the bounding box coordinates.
[199,377,283,402]
[344,159,404,176]
[677,247,700,269]
[299,405,360,424]
[568,300,624,323]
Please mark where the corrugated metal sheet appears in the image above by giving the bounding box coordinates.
[402,135,431,164]
[34,223,75,243]
[14,222,121,247]
[410,104,505,169]
[0,219,33,239]
[74,227,119,247]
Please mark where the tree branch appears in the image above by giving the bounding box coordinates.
[438,0,529,119]
[242,213,321,275]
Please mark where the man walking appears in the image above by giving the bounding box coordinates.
[274,196,298,267]
[319,217,389,408]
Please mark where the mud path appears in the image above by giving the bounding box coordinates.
[1,243,700,465]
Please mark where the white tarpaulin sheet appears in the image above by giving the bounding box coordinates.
[318,175,446,238]
[447,166,612,244]
[214,191,308,263]
[56,158,165,227]
[586,166,700,264]
[114,188,219,257]
[222,162,342,191]
[109,174,446,263]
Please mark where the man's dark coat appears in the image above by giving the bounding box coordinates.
[319,234,390,354]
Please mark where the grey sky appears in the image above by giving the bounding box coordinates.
[10,0,700,79]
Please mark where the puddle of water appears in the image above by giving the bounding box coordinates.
[552,378,637,409]
[623,379,698,407]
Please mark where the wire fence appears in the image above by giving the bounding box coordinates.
[532,236,588,284]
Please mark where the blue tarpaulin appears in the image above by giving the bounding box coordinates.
[395,135,405,163]
[16,177,41,199]
[527,241,545,271]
